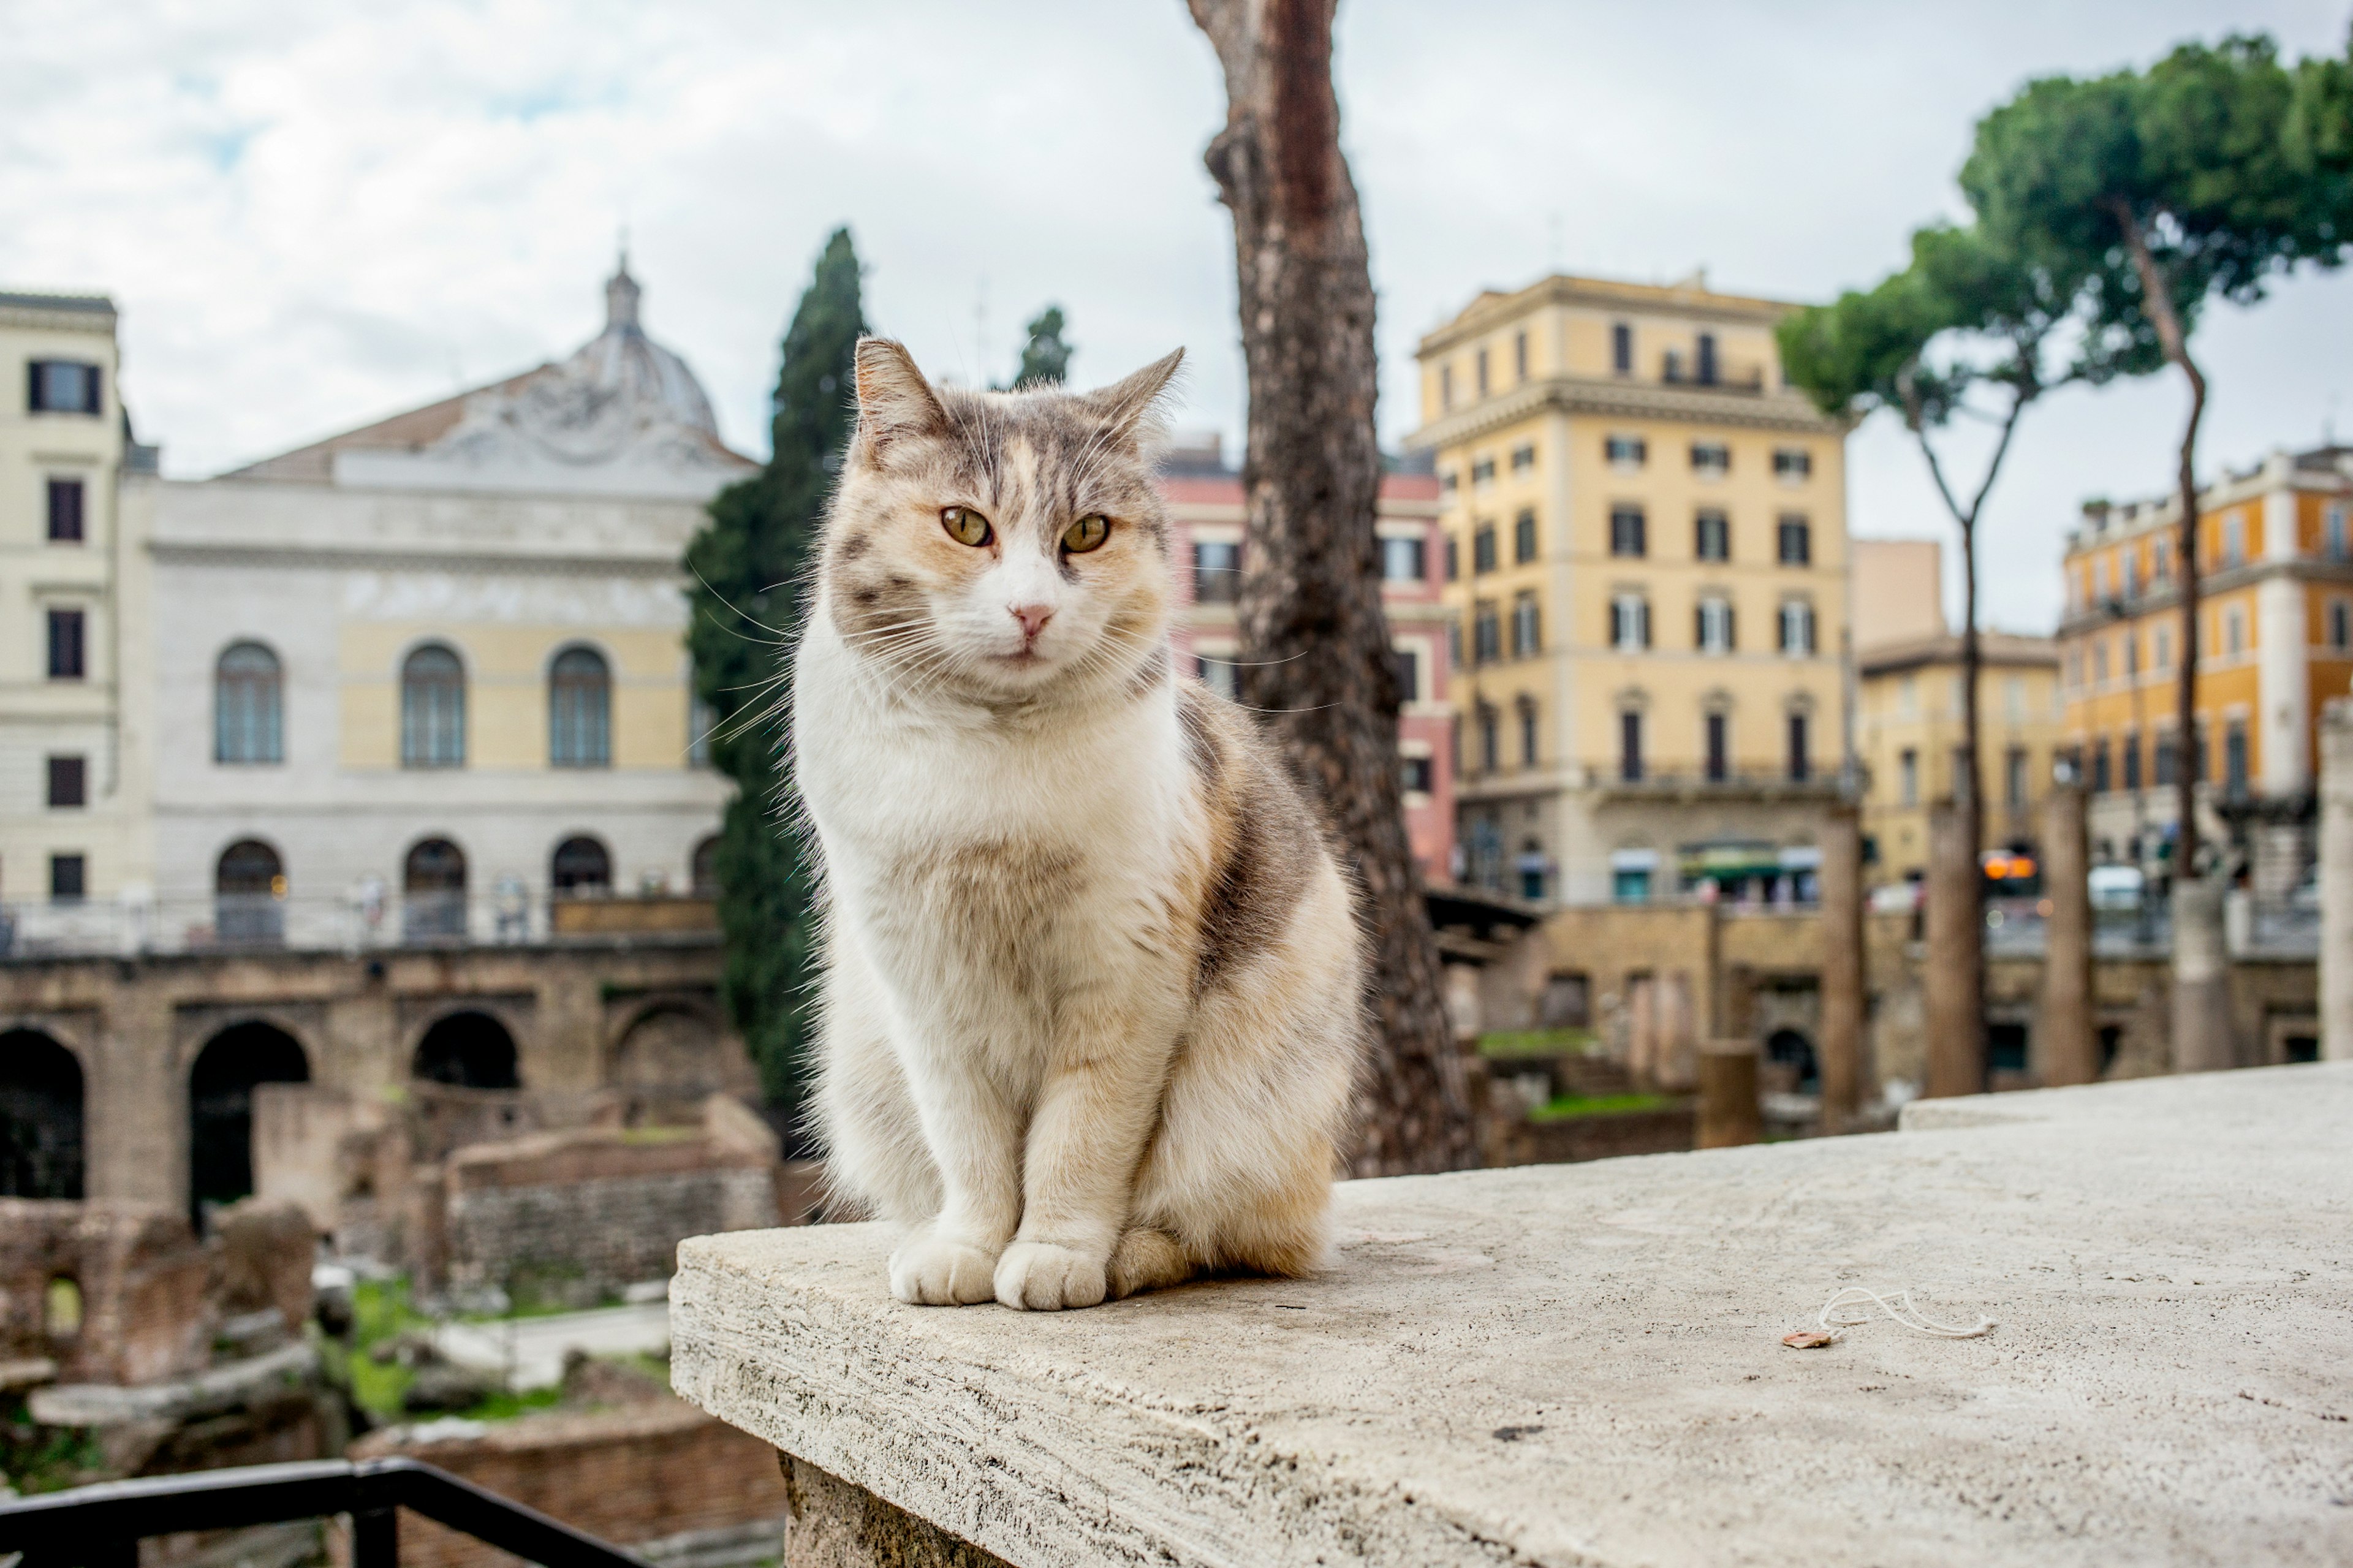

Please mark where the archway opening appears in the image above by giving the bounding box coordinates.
[0,1029,85,1199]
[612,1006,729,1127]
[215,839,286,945]
[404,837,468,941]
[413,1010,520,1089]
[690,835,719,898]
[189,1021,309,1226]
[1764,1028,1818,1094]
[551,836,612,898]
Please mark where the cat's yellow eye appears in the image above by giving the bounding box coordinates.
[1063,514,1110,554]
[941,506,993,548]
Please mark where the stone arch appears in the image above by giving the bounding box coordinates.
[0,1028,85,1199]
[608,1002,732,1127]
[1764,1028,1817,1093]
[189,1021,310,1225]
[413,1009,521,1089]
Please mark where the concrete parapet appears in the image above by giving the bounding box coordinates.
[674,1064,2353,1568]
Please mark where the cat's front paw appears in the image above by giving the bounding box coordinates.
[889,1235,1001,1306]
[994,1241,1109,1311]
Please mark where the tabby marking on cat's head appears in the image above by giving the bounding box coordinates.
[824,339,1184,706]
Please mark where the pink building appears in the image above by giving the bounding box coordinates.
[1158,436,1457,881]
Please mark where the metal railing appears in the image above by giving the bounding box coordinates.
[0,1456,648,1568]
[0,892,718,960]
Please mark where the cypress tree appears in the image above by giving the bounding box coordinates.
[684,227,866,1126]
[1008,305,1072,388]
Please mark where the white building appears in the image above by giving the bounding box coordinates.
[146,261,749,949]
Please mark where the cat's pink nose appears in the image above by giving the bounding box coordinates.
[1010,604,1054,642]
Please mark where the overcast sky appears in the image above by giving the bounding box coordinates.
[6,1,2347,633]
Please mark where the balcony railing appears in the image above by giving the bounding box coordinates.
[0,891,718,960]
[0,1456,646,1568]
[1658,355,1768,393]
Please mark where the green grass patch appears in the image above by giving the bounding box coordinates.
[1477,1028,1600,1059]
[1529,1093,1673,1122]
[457,1385,563,1422]
[618,1125,702,1145]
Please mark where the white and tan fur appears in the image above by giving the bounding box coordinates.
[791,338,1365,1311]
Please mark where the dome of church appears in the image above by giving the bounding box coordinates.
[558,259,721,437]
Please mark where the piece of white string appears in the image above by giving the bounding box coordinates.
[1817,1286,1996,1341]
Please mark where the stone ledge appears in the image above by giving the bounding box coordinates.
[672,1063,2353,1567]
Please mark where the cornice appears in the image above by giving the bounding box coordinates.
[1406,376,1845,452]
[2054,556,2353,637]
[1418,277,1795,357]
[0,301,116,335]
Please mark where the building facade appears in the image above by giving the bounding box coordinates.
[2058,445,2353,890]
[1159,436,1457,881]
[146,262,746,949]
[0,290,155,945]
[1411,272,1850,906]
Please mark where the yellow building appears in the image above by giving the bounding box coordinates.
[2058,445,2353,888]
[0,289,154,934]
[1410,271,1849,905]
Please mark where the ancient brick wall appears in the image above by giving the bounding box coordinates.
[0,1200,211,1384]
[344,1399,788,1568]
[443,1131,777,1302]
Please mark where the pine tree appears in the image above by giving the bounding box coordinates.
[1009,306,1073,387]
[684,227,866,1125]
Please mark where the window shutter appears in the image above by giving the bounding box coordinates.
[1726,605,1737,651]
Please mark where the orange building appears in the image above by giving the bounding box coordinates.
[2056,444,2353,890]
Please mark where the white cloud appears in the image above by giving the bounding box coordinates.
[3,0,2340,634]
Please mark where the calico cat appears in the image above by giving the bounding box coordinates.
[792,338,1365,1311]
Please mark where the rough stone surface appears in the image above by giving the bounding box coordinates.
[672,1064,2353,1568]
[782,1455,1012,1568]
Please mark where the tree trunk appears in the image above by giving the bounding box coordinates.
[1957,510,1984,1054]
[1188,0,1478,1175]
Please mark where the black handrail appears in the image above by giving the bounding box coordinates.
[0,1456,651,1568]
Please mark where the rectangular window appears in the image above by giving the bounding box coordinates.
[49,854,85,902]
[2225,719,2249,794]
[1695,510,1729,561]
[1510,591,1540,657]
[1476,348,1490,397]
[2005,674,2026,720]
[1514,509,1538,563]
[2155,623,2173,670]
[2222,513,2244,567]
[2094,639,2110,682]
[1696,596,1733,653]
[1479,706,1500,772]
[1605,434,1646,469]
[1510,444,1535,474]
[27,360,102,415]
[1691,442,1730,477]
[45,479,85,542]
[2330,506,2350,562]
[46,609,85,680]
[1772,448,1812,481]
[1620,710,1643,782]
[46,756,86,809]
[1471,456,1496,487]
[1612,594,1650,651]
[1401,755,1434,795]
[1192,540,1240,604]
[2156,735,2178,787]
[2121,552,2139,599]
[1195,654,1237,700]
[2153,537,2172,582]
[1393,648,1420,703]
[2006,747,2028,809]
[1514,331,1529,382]
[1609,506,1646,558]
[1441,469,1458,498]
[1900,748,1919,807]
[1472,602,1501,664]
[2226,607,2245,656]
[1519,702,1539,767]
[2122,733,2142,791]
[1612,322,1632,376]
[1705,712,1729,782]
[1473,525,1498,574]
[1696,333,1719,386]
[1380,535,1426,583]
[2091,740,2111,793]
[1778,600,1815,655]
[1445,534,1460,582]
[2331,600,2351,651]
[1777,515,1811,566]
[1447,618,1462,669]
[1787,713,1810,782]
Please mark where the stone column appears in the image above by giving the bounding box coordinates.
[1696,1040,1760,1149]
[2321,700,2353,1062]
[1923,801,1984,1098]
[2038,782,2096,1086]
[2171,876,2233,1074]
[1817,803,1865,1129]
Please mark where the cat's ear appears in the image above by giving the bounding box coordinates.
[853,338,948,453]
[1081,348,1185,444]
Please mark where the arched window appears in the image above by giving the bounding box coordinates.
[401,645,466,768]
[414,1010,520,1089]
[215,839,286,945]
[550,836,612,897]
[215,643,282,764]
[403,837,468,940]
[548,646,611,768]
[691,835,719,898]
[0,1030,84,1199]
